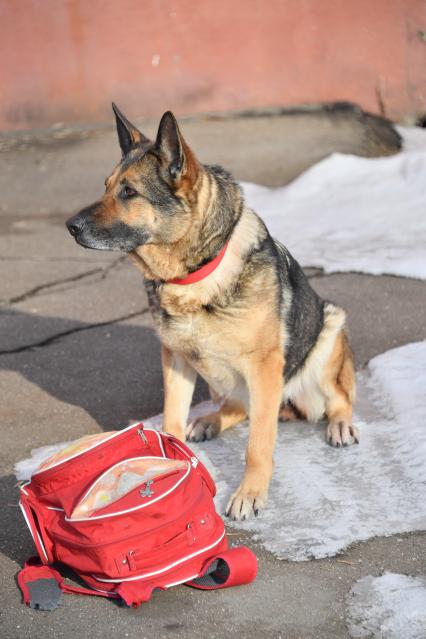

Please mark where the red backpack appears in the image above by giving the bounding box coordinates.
[17,422,257,609]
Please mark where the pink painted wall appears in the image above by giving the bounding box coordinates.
[0,0,425,131]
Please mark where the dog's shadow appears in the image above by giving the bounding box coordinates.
[0,308,209,566]
[1,308,208,429]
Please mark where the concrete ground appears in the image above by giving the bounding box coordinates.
[0,111,424,639]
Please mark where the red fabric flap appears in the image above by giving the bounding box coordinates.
[115,581,154,607]
[17,557,116,608]
[186,546,258,590]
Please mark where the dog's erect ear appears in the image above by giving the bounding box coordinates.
[155,111,198,187]
[112,103,149,156]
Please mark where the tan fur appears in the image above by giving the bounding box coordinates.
[226,347,284,519]
[321,330,358,446]
[161,345,197,441]
[187,398,247,441]
[337,332,356,404]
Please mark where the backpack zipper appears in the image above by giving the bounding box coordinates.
[30,425,163,479]
[166,438,198,467]
[66,460,191,522]
[166,437,215,494]
[137,428,148,446]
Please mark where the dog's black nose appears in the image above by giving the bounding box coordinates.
[66,214,83,237]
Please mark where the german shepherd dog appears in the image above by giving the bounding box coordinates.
[66,106,358,521]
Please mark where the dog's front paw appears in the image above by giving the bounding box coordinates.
[225,483,267,521]
[326,421,359,447]
[186,416,220,442]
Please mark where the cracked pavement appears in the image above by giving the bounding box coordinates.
[0,112,425,639]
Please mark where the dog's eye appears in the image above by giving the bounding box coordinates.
[120,185,138,200]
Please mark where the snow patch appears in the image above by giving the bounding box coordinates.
[346,573,426,639]
[242,126,426,279]
[16,341,426,560]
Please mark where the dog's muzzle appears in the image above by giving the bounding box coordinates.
[66,209,150,251]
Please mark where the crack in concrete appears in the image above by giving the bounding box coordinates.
[6,267,102,304]
[0,308,149,356]
[3,255,127,304]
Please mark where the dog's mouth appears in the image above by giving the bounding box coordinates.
[67,228,118,251]
[72,235,115,251]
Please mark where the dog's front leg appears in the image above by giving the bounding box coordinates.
[226,349,284,521]
[162,346,197,441]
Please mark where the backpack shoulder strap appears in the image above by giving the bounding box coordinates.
[17,558,118,610]
[186,546,258,590]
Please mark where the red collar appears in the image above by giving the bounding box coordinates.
[167,242,229,285]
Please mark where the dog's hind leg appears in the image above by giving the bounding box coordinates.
[321,331,359,447]
[162,346,197,442]
[186,398,247,442]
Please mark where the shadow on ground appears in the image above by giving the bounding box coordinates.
[1,310,208,430]
[1,475,33,566]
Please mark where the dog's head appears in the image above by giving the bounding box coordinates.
[66,105,200,252]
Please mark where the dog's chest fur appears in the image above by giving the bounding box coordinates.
[144,273,281,398]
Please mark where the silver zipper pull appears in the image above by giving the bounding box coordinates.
[190,457,198,468]
[139,479,154,498]
[137,427,148,446]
